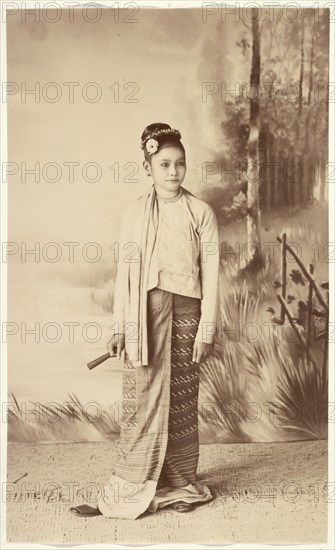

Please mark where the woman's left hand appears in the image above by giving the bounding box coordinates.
[192,340,213,364]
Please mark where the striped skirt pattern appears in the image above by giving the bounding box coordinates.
[97,288,213,519]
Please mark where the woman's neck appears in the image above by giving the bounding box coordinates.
[154,185,182,202]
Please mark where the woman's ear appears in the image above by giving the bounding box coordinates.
[143,160,151,177]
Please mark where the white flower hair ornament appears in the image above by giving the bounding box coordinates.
[140,128,182,155]
[145,138,159,155]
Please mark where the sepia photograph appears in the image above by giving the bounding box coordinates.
[1,0,334,547]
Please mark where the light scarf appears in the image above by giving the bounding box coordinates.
[125,182,159,366]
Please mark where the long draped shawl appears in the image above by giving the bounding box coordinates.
[113,183,159,367]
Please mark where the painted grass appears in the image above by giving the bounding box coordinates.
[7,392,120,443]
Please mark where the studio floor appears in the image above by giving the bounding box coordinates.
[5,439,328,545]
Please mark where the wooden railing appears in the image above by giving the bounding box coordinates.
[276,233,329,369]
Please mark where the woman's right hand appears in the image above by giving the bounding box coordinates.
[106,333,125,359]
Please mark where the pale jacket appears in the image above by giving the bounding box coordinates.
[111,183,220,366]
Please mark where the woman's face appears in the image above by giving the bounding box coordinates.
[144,145,186,192]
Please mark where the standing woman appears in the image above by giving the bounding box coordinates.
[70,123,220,519]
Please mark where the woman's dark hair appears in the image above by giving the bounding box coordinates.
[141,122,185,162]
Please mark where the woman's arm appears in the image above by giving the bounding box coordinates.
[194,204,220,345]
[107,208,132,358]
[110,208,131,337]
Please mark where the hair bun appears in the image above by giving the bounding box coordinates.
[141,123,171,144]
[140,123,181,150]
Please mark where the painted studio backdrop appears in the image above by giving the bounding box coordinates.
[6,6,329,443]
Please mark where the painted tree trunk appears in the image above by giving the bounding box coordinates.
[246,9,263,269]
[266,132,272,211]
